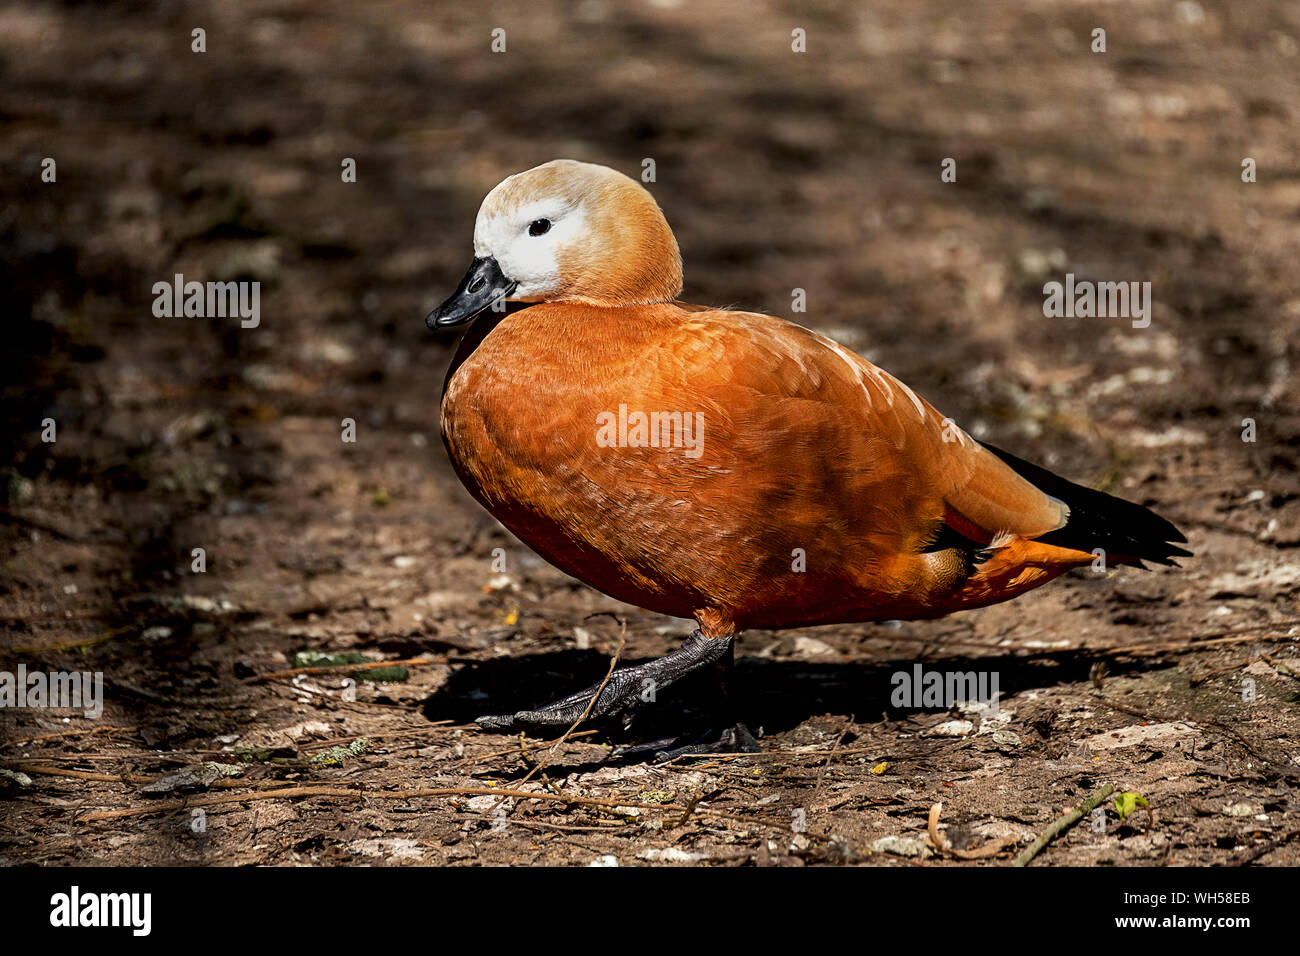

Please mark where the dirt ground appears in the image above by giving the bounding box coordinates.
[2,0,1299,867]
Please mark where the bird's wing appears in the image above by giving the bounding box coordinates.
[667,308,1069,544]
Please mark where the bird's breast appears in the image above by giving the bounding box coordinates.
[440,315,722,615]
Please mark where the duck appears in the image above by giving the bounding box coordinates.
[426,159,1189,758]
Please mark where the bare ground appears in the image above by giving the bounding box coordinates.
[2,0,1299,866]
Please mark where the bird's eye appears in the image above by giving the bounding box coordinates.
[528,218,552,237]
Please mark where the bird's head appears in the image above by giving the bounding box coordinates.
[426,159,682,328]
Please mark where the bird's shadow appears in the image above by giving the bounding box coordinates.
[423,646,1172,769]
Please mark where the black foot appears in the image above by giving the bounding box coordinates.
[612,722,761,763]
[475,631,732,731]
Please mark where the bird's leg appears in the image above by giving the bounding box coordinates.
[475,630,732,731]
[611,637,762,762]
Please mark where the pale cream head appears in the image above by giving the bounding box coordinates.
[472,160,683,306]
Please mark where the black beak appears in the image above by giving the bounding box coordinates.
[425,256,518,330]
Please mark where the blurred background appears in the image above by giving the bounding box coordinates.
[2,0,1298,865]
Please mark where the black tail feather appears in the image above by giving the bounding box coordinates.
[980,442,1191,568]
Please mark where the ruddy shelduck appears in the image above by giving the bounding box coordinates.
[427,159,1188,757]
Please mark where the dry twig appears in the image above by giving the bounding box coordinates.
[511,615,627,790]
[926,802,1019,860]
[250,656,439,681]
[1012,784,1116,867]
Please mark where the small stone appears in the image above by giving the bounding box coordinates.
[869,836,932,859]
[929,719,974,737]
[637,847,708,863]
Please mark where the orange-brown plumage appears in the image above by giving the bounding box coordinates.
[443,300,1122,636]
[428,159,1187,743]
